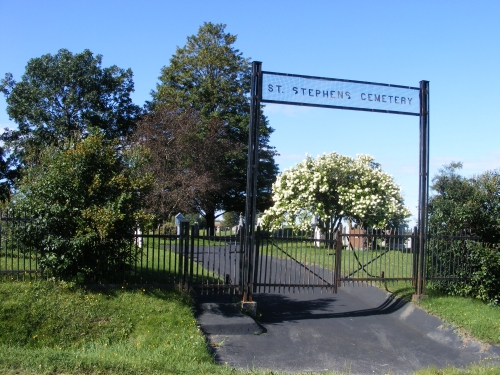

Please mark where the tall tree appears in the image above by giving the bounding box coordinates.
[1,49,141,169]
[151,22,279,231]
[429,162,500,243]
[131,106,240,222]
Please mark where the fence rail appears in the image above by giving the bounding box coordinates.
[0,214,487,296]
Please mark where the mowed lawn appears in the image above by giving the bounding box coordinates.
[0,281,235,375]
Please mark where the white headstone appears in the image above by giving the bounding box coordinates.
[175,213,185,235]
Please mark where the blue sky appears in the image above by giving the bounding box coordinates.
[1,0,499,224]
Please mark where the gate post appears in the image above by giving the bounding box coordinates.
[243,61,262,302]
[415,80,430,300]
[178,221,190,291]
[334,227,342,293]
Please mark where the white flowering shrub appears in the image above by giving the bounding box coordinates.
[260,153,411,232]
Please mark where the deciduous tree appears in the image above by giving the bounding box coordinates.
[429,162,500,243]
[428,162,500,304]
[131,106,239,223]
[261,153,410,232]
[1,49,140,169]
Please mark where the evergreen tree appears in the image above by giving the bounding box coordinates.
[151,22,278,231]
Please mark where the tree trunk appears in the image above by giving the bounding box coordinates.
[204,209,216,236]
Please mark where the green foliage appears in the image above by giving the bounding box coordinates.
[222,211,241,228]
[0,146,17,201]
[151,22,278,230]
[437,243,500,306]
[468,244,500,305]
[1,49,140,169]
[8,131,152,281]
[261,153,411,232]
[429,240,500,305]
[429,162,500,243]
[428,163,500,305]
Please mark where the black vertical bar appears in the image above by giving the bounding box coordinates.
[252,226,261,294]
[238,227,244,293]
[151,225,155,281]
[243,61,262,301]
[190,225,195,287]
[182,221,190,292]
[416,80,430,298]
[181,222,186,290]
[412,226,418,286]
[334,227,342,293]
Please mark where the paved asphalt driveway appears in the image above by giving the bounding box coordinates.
[195,285,500,375]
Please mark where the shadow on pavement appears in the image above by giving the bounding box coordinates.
[256,292,408,323]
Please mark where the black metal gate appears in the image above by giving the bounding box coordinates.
[251,227,419,294]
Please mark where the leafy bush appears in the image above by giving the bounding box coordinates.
[428,240,500,305]
[428,163,500,305]
[469,244,500,305]
[8,131,152,282]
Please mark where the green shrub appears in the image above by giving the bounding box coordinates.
[8,131,152,282]
[429,242,500,306]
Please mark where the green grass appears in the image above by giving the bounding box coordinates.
[0,281,236,374]
[384,281,500,345]
[413,363,500,375]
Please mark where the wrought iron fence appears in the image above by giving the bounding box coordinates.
[0,211,41,281]
[426,229,483,283]
[0,215,243,293]
[0,212,490,296]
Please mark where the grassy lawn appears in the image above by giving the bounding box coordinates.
[0,281,242,375]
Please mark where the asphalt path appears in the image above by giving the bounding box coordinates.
[191,243,500,373]
[195,285,500,375]
[189,241,337,292]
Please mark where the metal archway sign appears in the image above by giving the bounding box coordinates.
[243,61,429,301]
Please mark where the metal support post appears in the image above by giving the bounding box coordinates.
[334,227,342,293]
[243,61,262,302]
[415,80,430,299]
